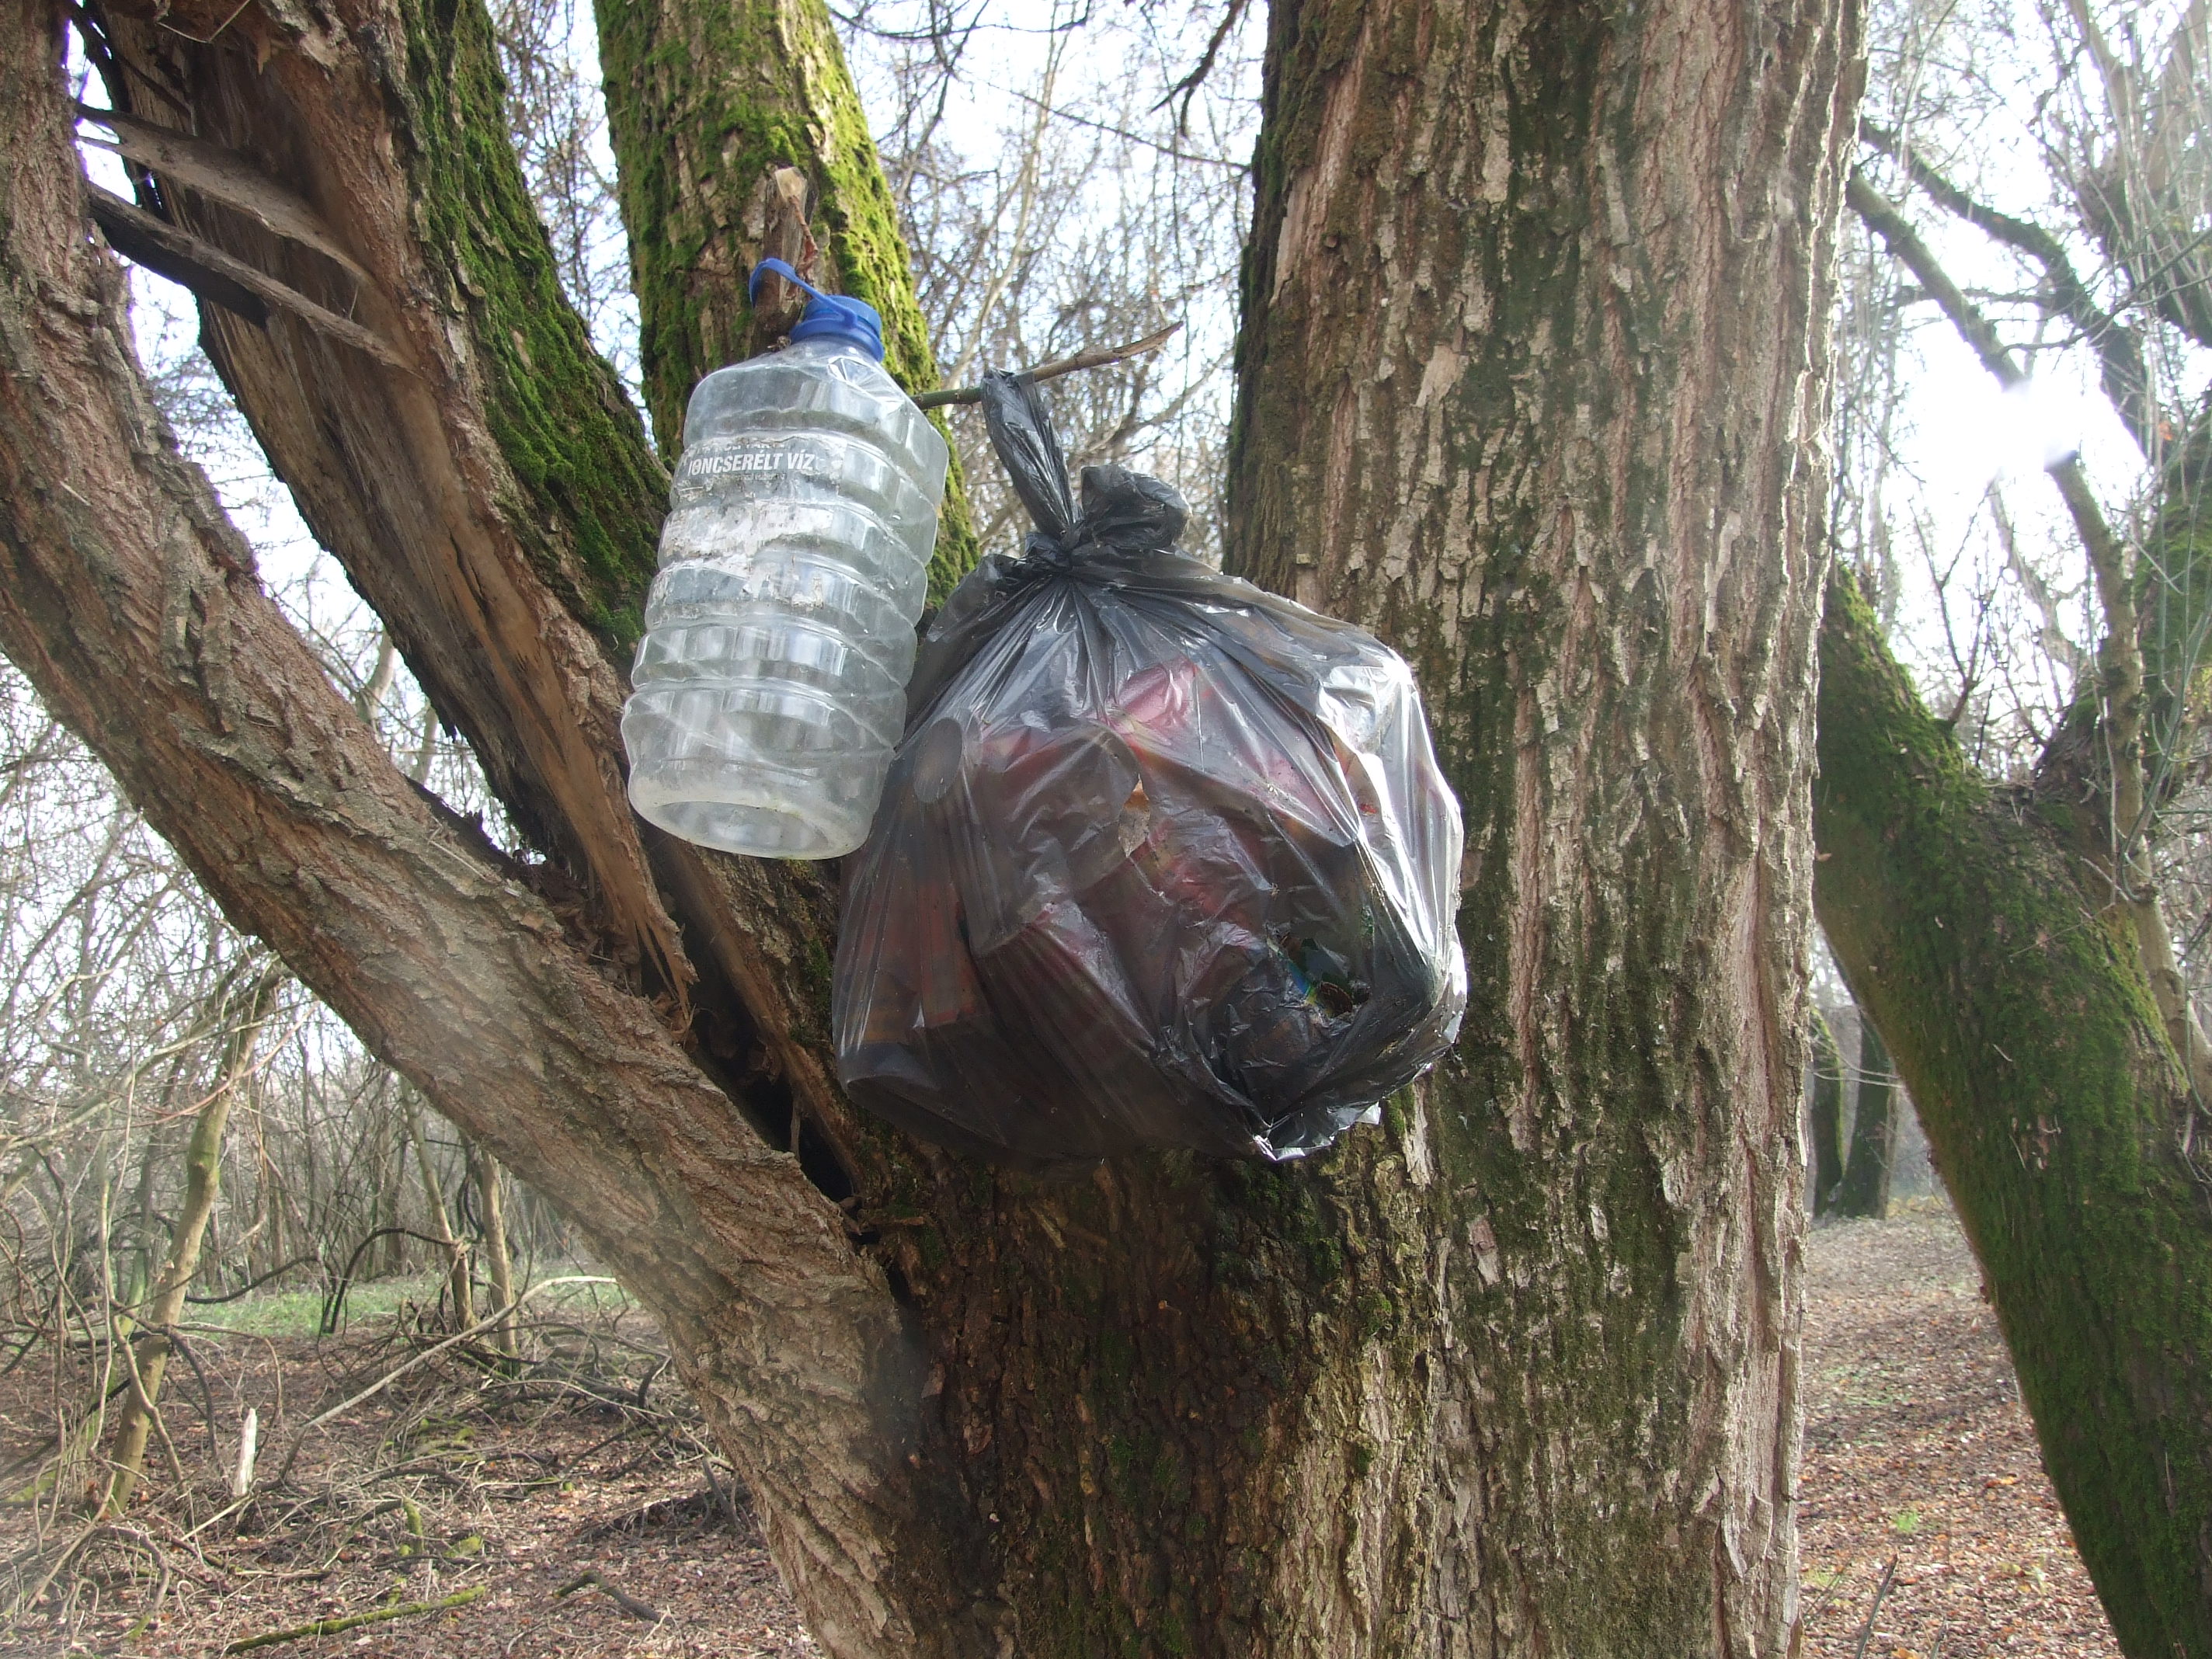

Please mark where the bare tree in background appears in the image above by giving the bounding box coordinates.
[849,1,1253,562]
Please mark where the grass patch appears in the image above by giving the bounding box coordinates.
[182,1266,637,1337]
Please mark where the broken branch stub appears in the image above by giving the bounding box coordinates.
[746,165,816,355]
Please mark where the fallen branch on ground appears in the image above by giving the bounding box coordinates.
[272,1276,614,1483]
[220,1584,486,1651]
[2,1518,103,1621]
[556,1567,663,1622]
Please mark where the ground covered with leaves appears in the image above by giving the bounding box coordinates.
[2,1207,2127,1655]
[0,1285,812,1657]
[1797,1207,2121,1657]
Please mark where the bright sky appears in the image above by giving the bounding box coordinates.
[1839,0,2207,756]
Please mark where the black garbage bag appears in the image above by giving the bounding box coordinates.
[831,372,1466,1168]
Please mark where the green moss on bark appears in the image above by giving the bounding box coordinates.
[390,0,667,650]
[2141,412,2212,767]
[1816,569,2212,1655]
[591,0,976,598]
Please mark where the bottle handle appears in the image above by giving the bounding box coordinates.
[749,258,830,307]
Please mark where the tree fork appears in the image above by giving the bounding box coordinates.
[85,0,687,991]
[84,0,889,1184]
[0,14,986,1643]
[1814,569,2212,1655]
[3,0,1862,1653]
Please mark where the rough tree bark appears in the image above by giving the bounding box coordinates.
[0,18,967,1647]
[0,0,1856,1651]
[1815,572,2212,1656]
[1223,0,1853,1646]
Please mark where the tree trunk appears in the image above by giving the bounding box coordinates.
[1832,1014,1895,1219]
[466,1136,517,1354]
[1807,1010,1845,1216]
[590,0,976,596]
[0,18,951,1644]
[1221,0,1855,1646]
[403,1093,474,1330]
[106,964,283,1512]
[0,0,1856,1650]
[1815,569,2212,1656]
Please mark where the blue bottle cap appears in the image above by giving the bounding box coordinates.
[749,259,886,363]
[789,294,885,360]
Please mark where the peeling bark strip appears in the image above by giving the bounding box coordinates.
[1816,573,2212,1657]
[78,104,374,280]
[90,0,686,986]
[1229,0,1857,1645]
[84,184,406,366]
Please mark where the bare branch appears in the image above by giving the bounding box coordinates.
[557,1567,666,1623]
[1845,169,2129,614]
[1860,122,2155,454]
[1154,0,1251,135]
[221,1586,488,1653]
[914,320,1182,408]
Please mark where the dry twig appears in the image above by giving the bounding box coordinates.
[220,1583,486,1651]
[1850,1555,1901,1659]
[556,1566,663,1622]
[272,1276,612,1483]
[913,322,1181,409]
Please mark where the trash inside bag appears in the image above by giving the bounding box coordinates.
[831,372,1466,1168]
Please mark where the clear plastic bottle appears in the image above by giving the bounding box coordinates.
[622,267,949,858]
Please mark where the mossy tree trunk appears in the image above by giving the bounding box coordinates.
[1808,1011,1845,1217]
[1832,1015,1895,1219]
[1220,0,1856,1646]
[592,0,976,595]
[2,0,1852,1650]
[1815,570,2212,1656]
